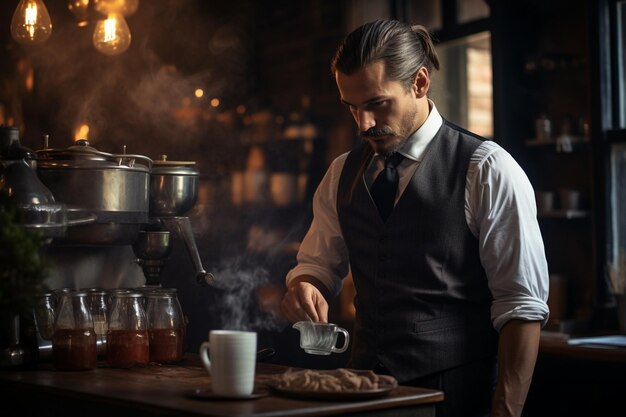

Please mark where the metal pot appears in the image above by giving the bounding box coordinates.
[149,155,199,217]
[36,139,152,245]
[0,160,96,239]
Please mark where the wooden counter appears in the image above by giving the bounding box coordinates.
[539,333,626,362]
[521,333,626,417]
[0,356,443,417]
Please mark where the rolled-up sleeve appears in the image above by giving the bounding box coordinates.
[285,154,350,297]
[466,141,550,331]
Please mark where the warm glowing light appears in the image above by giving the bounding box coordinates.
[11,0,52,45]
[210,98,220,108]
[195,89,204,98]
[94,0,139,16]
[236,105,246,115]
[104,19,116,41]
[25,69,34,92]
[74,124,90,141]
[93,13,131,55]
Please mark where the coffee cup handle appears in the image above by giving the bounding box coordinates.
[199,341,212,373]
[331,328,350,353]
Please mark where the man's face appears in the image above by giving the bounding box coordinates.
[335,60,424,156]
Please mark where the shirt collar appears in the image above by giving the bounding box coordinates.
[397,100,443,162]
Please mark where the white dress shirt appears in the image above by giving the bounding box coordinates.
[286,103,550,331]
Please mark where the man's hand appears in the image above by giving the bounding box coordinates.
[281,275,330,323]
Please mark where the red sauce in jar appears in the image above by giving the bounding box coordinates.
[106,329,149,368]
[149,328,184,363]
[52,328,97,371]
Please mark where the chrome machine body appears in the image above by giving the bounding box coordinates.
[0,129,214,365]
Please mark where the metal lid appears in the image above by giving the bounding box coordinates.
[37,139,152,172]
[151,154,199,176]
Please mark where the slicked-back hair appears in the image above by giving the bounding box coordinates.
[331,19,440,90]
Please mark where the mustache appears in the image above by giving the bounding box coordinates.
[360,127,395,138]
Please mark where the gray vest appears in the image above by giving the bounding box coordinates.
[337,120,498,382]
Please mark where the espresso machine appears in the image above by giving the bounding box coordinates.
[1,130,216,366]
[132,154,215,287]
[34,138,215,288]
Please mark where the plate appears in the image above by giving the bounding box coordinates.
[265,369,398,401]
[185,386,269,401]
[267,384,396,401]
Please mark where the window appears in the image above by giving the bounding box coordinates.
[610,143,626,265]
[403,1,493,138]
[457,0,489,24]
[603,0,626,289]
[618,1,626,128]
[430,31,493,138]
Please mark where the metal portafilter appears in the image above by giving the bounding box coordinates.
[132,224,216,287]
[132,229,173,286]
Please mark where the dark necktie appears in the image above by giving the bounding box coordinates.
[370,152,404,221]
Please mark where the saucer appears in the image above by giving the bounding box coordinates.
[185,386,269,401]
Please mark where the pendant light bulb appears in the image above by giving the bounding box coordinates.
[92,13,131,56]
[10,0,53,45]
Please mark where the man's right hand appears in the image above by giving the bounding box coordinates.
[280,275,330,323]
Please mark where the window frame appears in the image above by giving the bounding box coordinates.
[593,0,626,297]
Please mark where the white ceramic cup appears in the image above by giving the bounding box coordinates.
[199,330,257,397]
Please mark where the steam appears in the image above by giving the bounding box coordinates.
[211,257,288,332]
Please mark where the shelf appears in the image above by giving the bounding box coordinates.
[525,136,590,151]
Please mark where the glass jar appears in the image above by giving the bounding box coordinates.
[84,288,109,358]
[32,292,56,361]
[106,288,131,303]
[52,287,72,306]
[146,291,184,363]
[52,291,97,371]
[134,284,162,309]
[158,288,187,349]
[33,292,56,341]
[106,291,149,368]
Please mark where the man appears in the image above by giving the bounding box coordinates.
[281,19,549,417]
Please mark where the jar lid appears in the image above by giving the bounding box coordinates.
[151,154,199,176]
